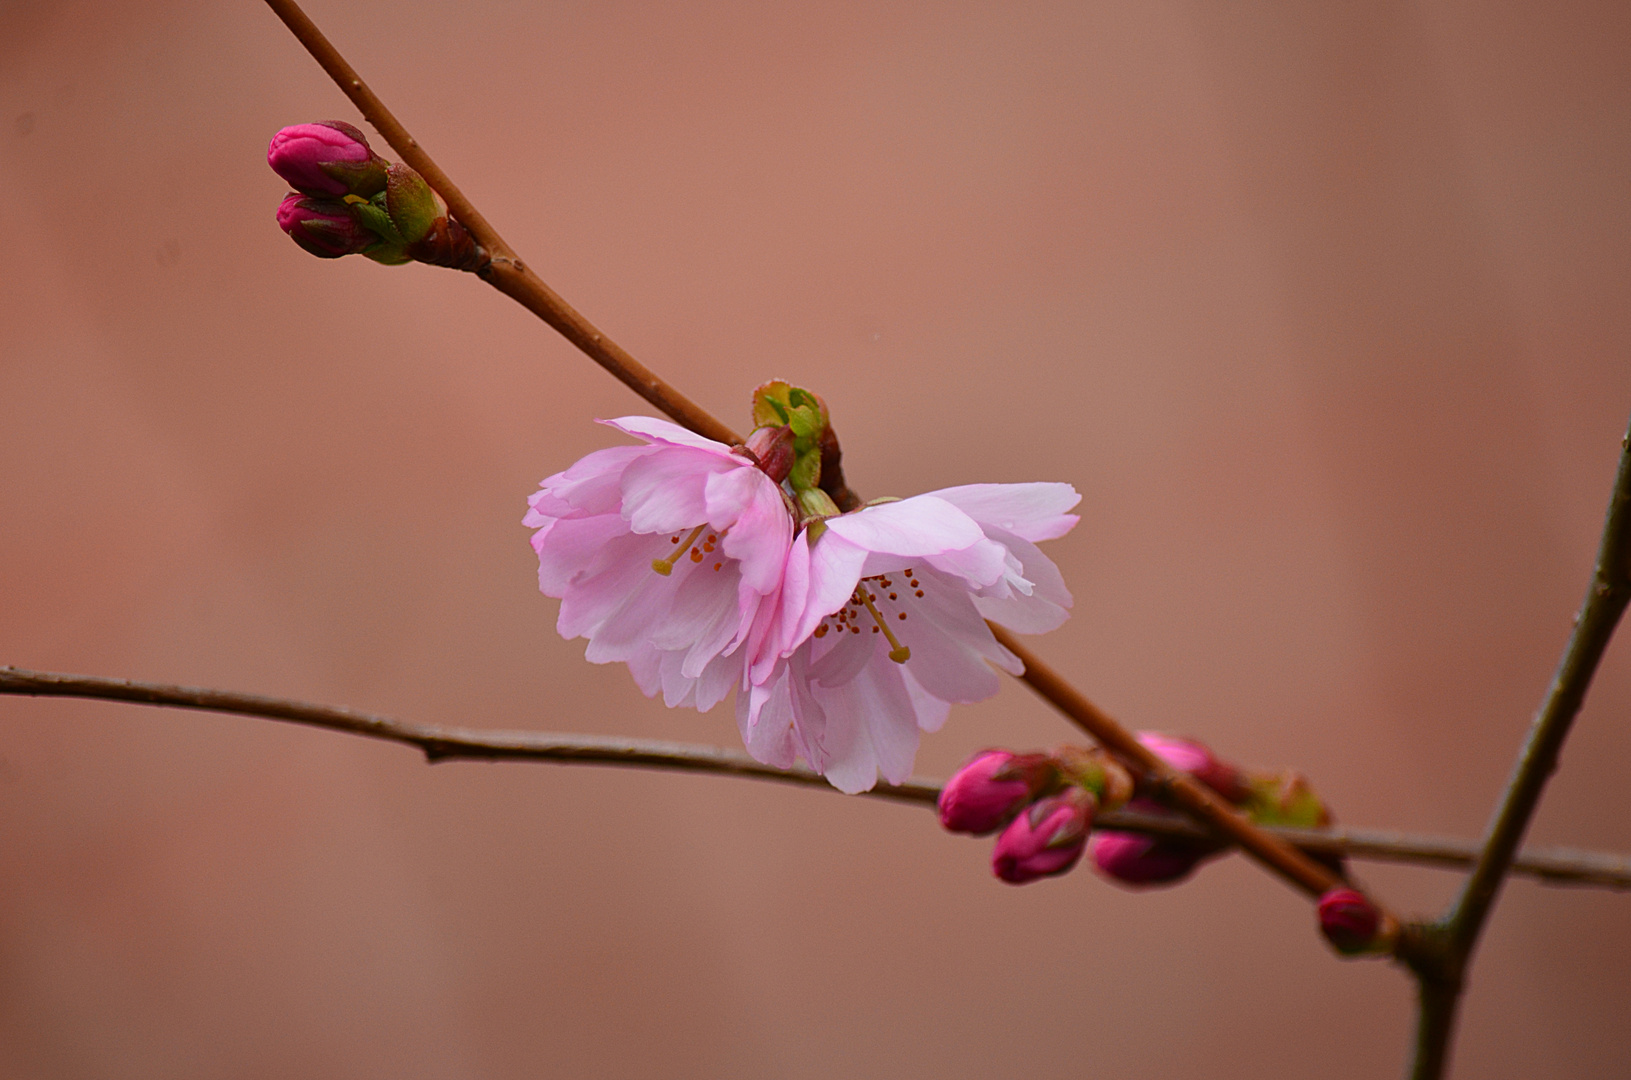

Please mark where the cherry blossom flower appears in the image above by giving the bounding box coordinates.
[738,482,1080,793]
[524,417,793,711]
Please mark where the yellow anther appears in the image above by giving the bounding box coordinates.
[857,587,911,664]
[652,524,708,575]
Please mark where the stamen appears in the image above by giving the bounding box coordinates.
[857,587,911,663]
[652,524,708,575]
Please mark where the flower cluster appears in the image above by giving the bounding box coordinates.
[267,121,486,270]
[525,383,1081,792]
[939,732,1342,887]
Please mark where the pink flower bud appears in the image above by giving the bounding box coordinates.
[991,786,1094,884]
[1137,731,1250,803]
[743,425,797,486]
[1318,888,1381,954]
[1088,799,1224,887]
[276,194,374,258]
[268,121,388,198]
[938,750,1056,835]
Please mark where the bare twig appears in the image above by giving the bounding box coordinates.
[6,665,1625,888]
[1404,418,1631,1078]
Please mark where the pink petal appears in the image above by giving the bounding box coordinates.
[928,483,1081,542]
[852,660,923,785]
[531,514,630,596]
[619,446,731,534]
[737,670,800,770]
[600,415,736,454]
[969,526,1073,633]
[822,495,985,556]
[556,532,666,639]
[900,667,952,733]
[781,530,870,661]
[539,444,651,517]
[709,467,792,594]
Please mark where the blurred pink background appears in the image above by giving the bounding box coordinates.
[2,1,1628,1076]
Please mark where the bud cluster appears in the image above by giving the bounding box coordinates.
[936,747,1133,884]
[939,732,1346,893]
[267,121,487,271]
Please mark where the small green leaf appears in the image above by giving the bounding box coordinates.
[348,199,403,245]
[797,488,840,520]
[751,381,795,428]
[789,447,822,492]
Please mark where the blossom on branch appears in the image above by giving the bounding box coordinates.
[524,384,1080,795]
[525,417,793,711]
[739,482,1079,793]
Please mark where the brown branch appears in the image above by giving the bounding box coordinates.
[991,626,1359,903]
[1405,416,1631,1078]
[6,665,1625,888]
[260,0,1384,918]
[260,0,740,448]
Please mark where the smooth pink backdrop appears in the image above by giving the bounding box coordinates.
[2,1,1628,1076]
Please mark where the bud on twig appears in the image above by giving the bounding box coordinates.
[268,123,487,272]
[991,786,1095,884]
[1317,887,1395,956]
[1136,732,1251,803]
[275,194,376,258]
[1051,745,1134,812]
[1086,732,1240,888]
[937,750,1058,835]
[267,121,388,198]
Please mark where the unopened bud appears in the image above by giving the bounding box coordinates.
[744,425,797,485]
[1318,888,1389,955]
[275,194,374,258]
[937,750,1057,835]
[1050,745,1134,812]
[267,121,387,198]
[1137,731,1250,803]
[1088,797,1226,888]
[991,786,1094,884]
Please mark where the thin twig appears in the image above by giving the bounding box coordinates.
[261,0,739,447]
[5,665,1625,888]
[259,0,1406,918]
[1405,418,1631,1078]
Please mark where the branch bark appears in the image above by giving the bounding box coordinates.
[6,665,1626,888]
[259,0,1396,919]
[1405,418,1631,1078]
[991,626,1354,901]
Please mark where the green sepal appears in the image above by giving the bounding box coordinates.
[384,162,443,244]
[348,196,404,245]
[362,244,413,265]
[788,448,821,492]
[797,488,840,520]
[318,155,388,199]
[1243,771,1330,829]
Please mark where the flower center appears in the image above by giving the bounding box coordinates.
[650,524,724,576]
[811,569,925,664]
